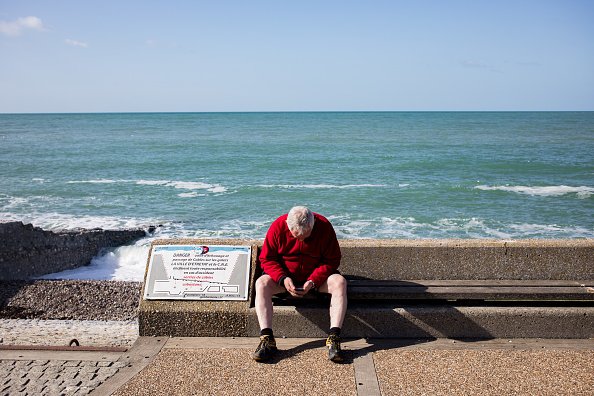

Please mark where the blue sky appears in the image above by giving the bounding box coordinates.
[1,1,593,112]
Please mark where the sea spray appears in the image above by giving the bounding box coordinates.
[40,238,152,281]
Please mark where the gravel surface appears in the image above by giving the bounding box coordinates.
[0,280,141,321]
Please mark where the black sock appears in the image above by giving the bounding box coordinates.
[260,328,274,337]
[329,327,341,337]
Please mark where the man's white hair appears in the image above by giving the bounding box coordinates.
[287,206,314,233]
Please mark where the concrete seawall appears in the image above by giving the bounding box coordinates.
[0,221,146,280]
[337,239,594,280]
[139,238,593,338]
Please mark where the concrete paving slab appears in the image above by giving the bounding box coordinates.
[353,352,381,396]
[0,319,138,347]
[93,336,168,396]
[0,349,121,361]
[2,337,592,395]
[374,349,594,395]
[114,347,357,396]
[163,336,594,351]
[110,338,593,396]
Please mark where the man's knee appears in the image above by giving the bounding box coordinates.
[256,274,273,288]
[255,274,280,295]
[327,274,347,294]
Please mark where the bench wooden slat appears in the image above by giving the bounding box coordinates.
[345,279,594,300]
[347,286,593,300]
[274,280,594,301]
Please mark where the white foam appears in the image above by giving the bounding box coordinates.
[67,179,125,184]
[331,215,593,240]
[137,179,227,193]
[167,181,212,190]
[0,211,155,231]
[209,186,228,193]
[136,180,171,186]
[257,184,387,189]
[434,218,511,239]
[331,215,422,239]
[64,179,228,193]
[36,220,271,281]
[177,192,206,198]
[475,185,594,198]
[40,239,152,281]
[508,223,593,238]
[0,195,28,210]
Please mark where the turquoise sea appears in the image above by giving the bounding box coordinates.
[1,112,593,279]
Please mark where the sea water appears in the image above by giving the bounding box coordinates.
[1,112,593,280]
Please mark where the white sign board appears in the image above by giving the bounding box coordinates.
[143,244,251,300]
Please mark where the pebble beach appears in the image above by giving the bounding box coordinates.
[0,280,140,347]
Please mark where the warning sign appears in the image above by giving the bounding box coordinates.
[143,244,251,300]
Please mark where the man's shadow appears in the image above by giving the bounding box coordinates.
[261,337,438,365]
[252,268,495,363]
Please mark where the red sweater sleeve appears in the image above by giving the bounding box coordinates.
[259,215,288,284]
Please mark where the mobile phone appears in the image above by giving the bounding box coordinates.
[295,287,304,291]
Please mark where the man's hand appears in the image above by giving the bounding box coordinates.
[283,277,300,297]
[284,278,314,297]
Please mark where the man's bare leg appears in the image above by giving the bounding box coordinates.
[253,274,286,362]
[254,274,286,330]
[319,273,348,362]
[318,273,348,329]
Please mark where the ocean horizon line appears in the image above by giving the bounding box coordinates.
[2,110,593,116]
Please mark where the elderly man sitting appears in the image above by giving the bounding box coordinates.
[253,206,347,362]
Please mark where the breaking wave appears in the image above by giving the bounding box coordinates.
[67,178,228,193]
[475,185,593,198]
[257,184,388,189]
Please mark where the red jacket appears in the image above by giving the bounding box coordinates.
[259,212,342,286]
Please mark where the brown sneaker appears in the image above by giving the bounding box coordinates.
[326,334,344,362]
[252,335,277,362]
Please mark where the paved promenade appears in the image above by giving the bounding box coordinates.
[1,321,592,396]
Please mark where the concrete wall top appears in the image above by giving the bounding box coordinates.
[338,239,594,248]
[147,238,593,280]
[338,239,593,280]
[150,238,594,247]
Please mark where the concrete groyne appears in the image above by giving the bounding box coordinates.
[0,221,146,280]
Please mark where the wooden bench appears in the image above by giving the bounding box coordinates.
[271,240,594,305]
[273,279,594,304]
[345,279,594,301]
[264,239,593,338]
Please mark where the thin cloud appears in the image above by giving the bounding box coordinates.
[461,60,503,74]
[514,60,541,67]
[0,16,44,36]
[145,38,178,48]
[65,39,89,48]
[461,60,491,69]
